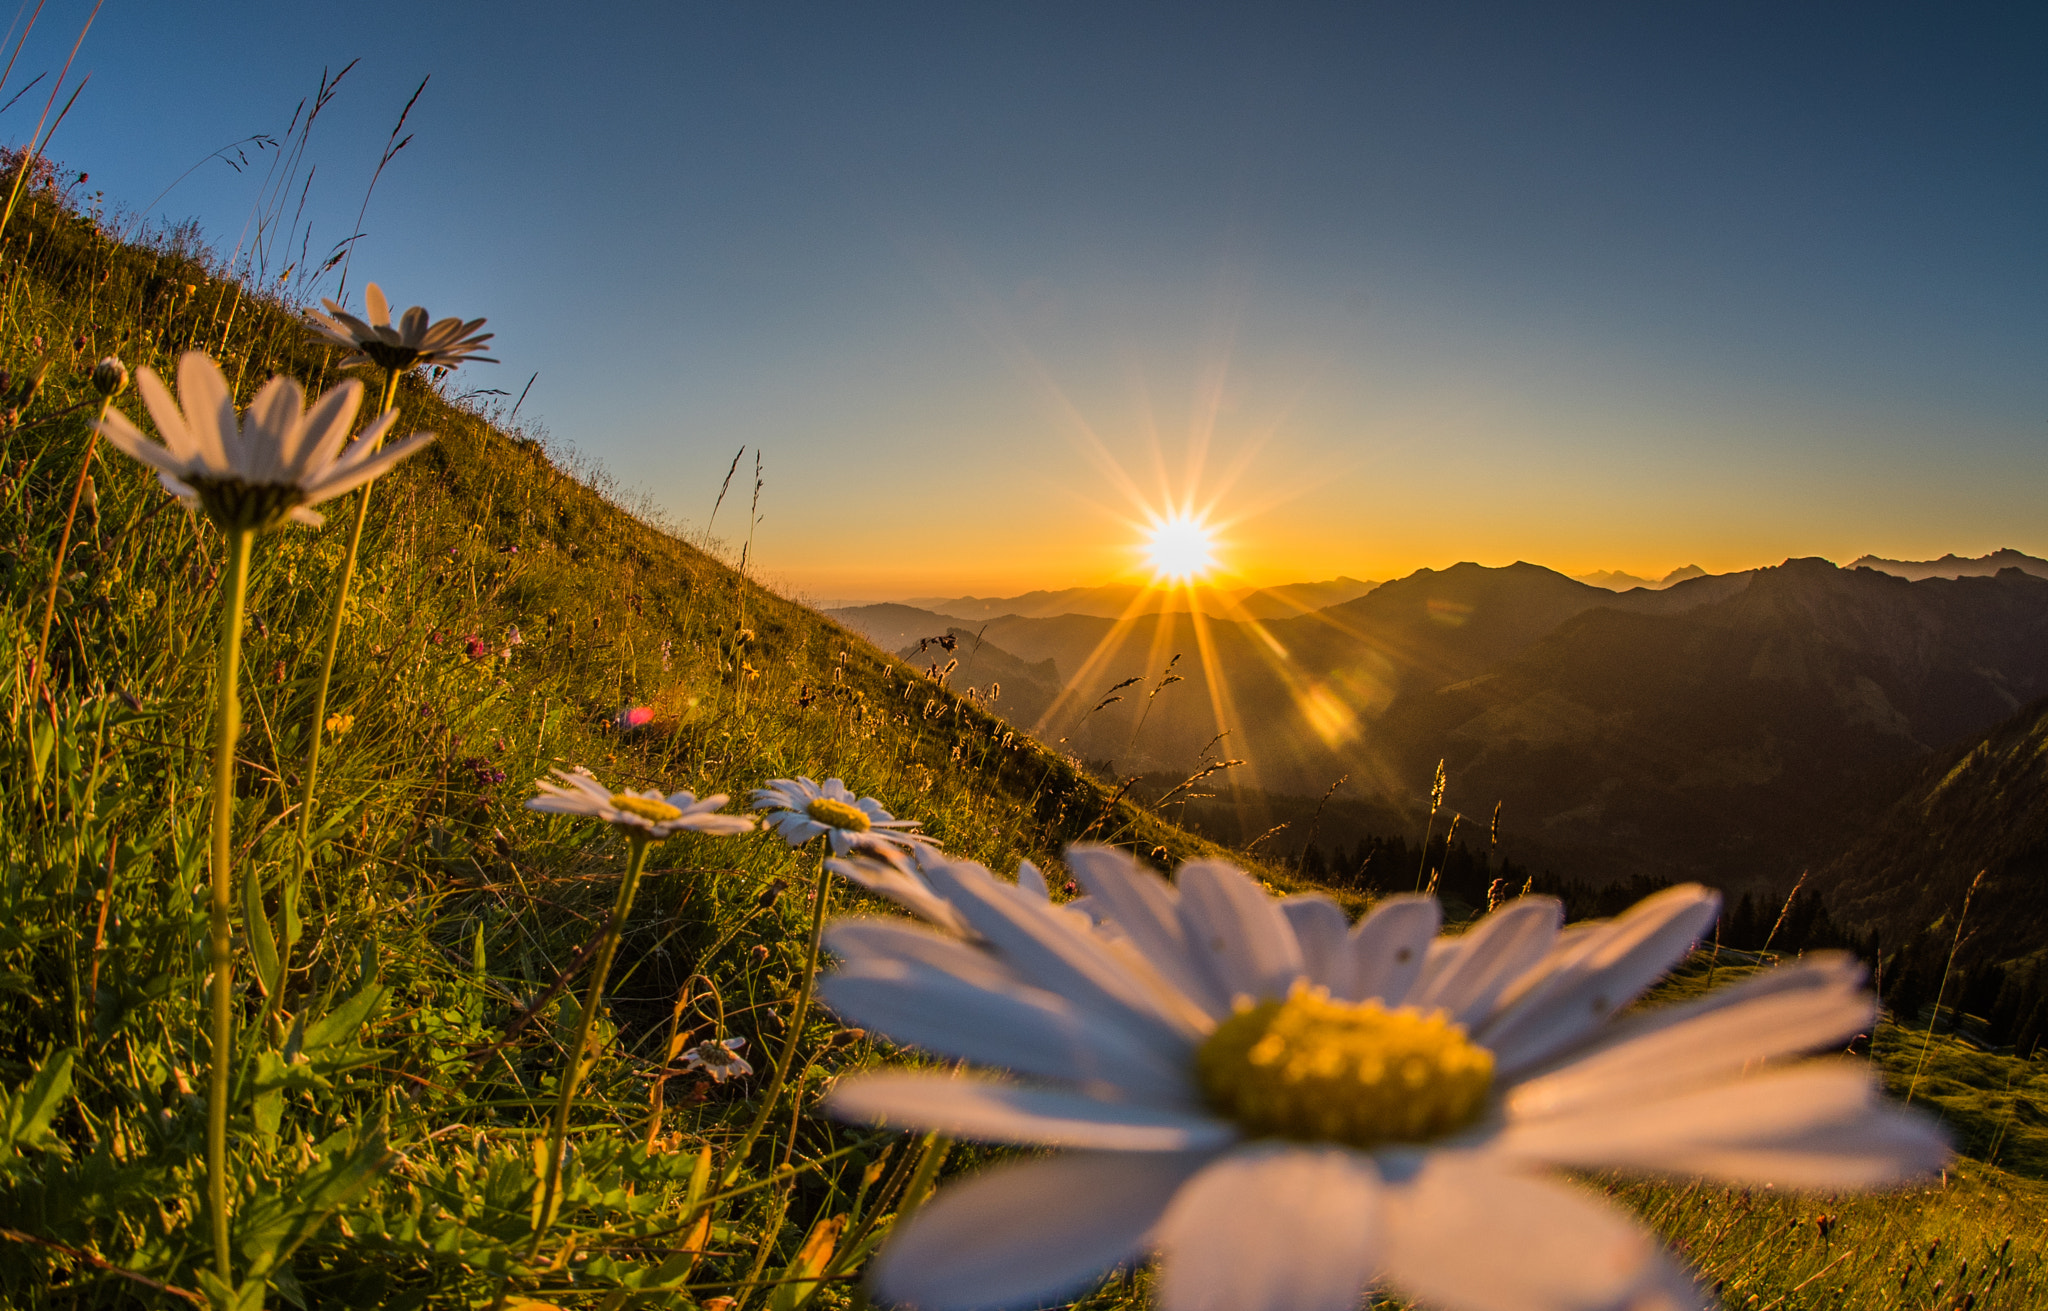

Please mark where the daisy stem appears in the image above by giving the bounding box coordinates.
[292,366,401,905]
[205,525,255,1287]
[721,843,831,1187]
[30,396,111,694]
[532,831,655,1249]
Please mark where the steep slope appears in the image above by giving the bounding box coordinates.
[0,166,1296,1305]
[1814,693,2048,965]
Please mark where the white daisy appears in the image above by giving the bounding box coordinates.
[526,767,755,838]
[94,352,434,533]
[680,1037,753,1083]
[304,282,496,371]
[751,776,933,858]
[819,845,1947,1311]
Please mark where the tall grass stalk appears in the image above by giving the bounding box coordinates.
[723,845,831,1187]
[31,389,113,689]
[532,831,655,1245]
[205,524,256,1286]
[1413,757,1445,891]
[293,366,400,890]
[1908,868,1985,1105]
[0,0,100,250]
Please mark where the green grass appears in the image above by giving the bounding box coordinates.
[0,176,2038,1309]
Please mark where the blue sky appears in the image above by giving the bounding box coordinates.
[35,1,2048,599]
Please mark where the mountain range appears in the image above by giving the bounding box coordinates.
[906,576,1379,621]
[1572,564,1706,590]
[831,558,2048,891]
[1847,547,2048,581]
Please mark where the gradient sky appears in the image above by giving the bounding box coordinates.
[36,1,2048,601]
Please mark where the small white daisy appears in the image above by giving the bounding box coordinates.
[819,845,1948,1311]
[679,1037,753,1083]
[304,282,495,372]
[95,352,434,532]
[751,776,933,858]
[526,767,755,839]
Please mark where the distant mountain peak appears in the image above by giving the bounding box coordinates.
[1850,548,2048,582]
[1574,563,1707,591]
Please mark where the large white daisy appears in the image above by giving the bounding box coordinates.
[95,352,434,532]
[304,282,496,372]
[527,767,755,838]
[820,846,1946,1311]
[752,776,933,858]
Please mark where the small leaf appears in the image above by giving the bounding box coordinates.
[767,1214,845,1311]
[2,1048,75,1152]
[245,868,281,998]
[301,981,386,1054]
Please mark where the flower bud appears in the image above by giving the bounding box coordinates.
[90,356,128,396]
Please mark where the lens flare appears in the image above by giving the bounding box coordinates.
[1145,513,1217,582]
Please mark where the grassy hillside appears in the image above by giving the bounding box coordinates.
[1817,691,2048,968]
[0,166,2040,1309]
[0,177,1259,1306]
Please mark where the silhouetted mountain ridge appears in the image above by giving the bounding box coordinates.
[907,576,1378,621]
[1849,547,2048,582]
[837,559,2048,892]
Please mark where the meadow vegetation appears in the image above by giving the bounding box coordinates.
[0,159,2040,1310]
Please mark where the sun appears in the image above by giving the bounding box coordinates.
[1144,512,1218,582]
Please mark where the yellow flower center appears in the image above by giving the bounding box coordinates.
[805,797,872,832]
[610,793,683,824]
[1196,985,1494,1150]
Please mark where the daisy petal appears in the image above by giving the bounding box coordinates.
[828,857,971,932]
[1381,1153,1705,1311]
[1174,859,1305,1004]
[302,431,437,506]
[243,376,304,482]
[1336,893,1440,1004]
[92,408,185,477]
[175,352,237,475]
[1479,884,1722,1073]
[921,858,1205,1046]
[132,366,200,463]
[1499,1063,1950,1188]
[825,1070,1233,1150]
[1015,859,1050,900]
[1279,894,1349,991]
[823,961,1193,1102]
[293,376,367,477]
[1069,844,1230,1018]
[873,1150,1210,1311]
[1155,1144,1382,1311]
[1407,896,1562,1027]
[1504,953,1874,1118]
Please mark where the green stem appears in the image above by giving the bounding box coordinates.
[31,397,110,691]
[531,832,655,1249]
[292,368,399,905]
[206,526,254,1287]
[722,843,832,1187]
